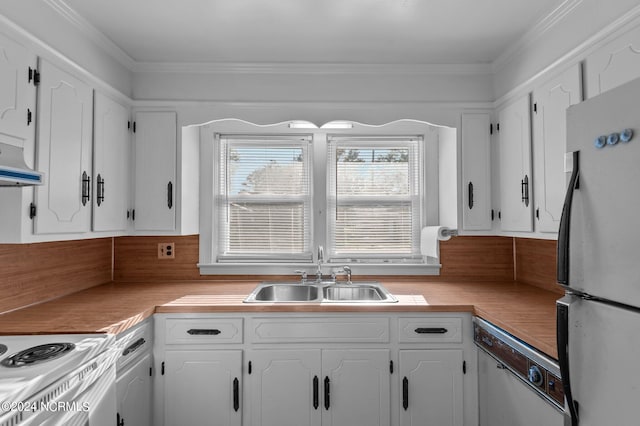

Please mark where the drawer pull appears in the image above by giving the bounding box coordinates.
[187,329,221,335]
[122,337,146,356]
[414,327,448,334]
[481,336,494,347]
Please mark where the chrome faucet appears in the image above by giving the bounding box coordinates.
[316,245,324,282]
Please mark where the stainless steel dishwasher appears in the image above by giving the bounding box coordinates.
[474,317,565,426]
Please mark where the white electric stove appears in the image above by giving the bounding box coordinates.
[0,334,117,426]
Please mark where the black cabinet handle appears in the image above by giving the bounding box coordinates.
[96,174,105,206]
[468,181,474,209]
[402,377,409,410]
[233,377,239,412]
[313,376,319,410]
[186,329,221,335]
[117,412,124,426]
[324,376,330,410]
[167,181,173,209]
[81,171,91,206]
[521,175,529,207]
[415,327,448,334]
[558,151,580,286]
[122,337,146,356]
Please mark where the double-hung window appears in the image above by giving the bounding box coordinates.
[327,136,424,262]
[215,135,313,262]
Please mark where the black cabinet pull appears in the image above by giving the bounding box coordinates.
[117,412,124,426]
[521,175,529,207]
[415,327,448,334]
[324,376,330,410]
[468,181,474,209]
[96,174,105,206]
[233,377,239,412]
[402,377,409,410]
[81,171,91,206]
[122,337,146,356]
[186,329,221,335]
[167,181,173,209]
[313,376,319,410]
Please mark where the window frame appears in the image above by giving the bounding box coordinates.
[198,119,445,276]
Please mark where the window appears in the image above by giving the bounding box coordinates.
[199,119,448,275]
[327,137,423,262]
[215,135,312,262]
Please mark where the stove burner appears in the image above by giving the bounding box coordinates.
[1,343,75,368]
[0,344,6,357]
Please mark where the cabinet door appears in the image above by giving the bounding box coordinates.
[322,349,390,426]
[93,92,130,232]
[478,350,563,426]
[0,31,36,149]
[116,352,152,426]
[498,95,533,232]
[585,25,640,99]
[164,350,242,426]
[399,350,463,426]
[249,349,321,426]
[34,58,92,234]
[133,111,176,232]
[461,113,492,231]
[532,65,582,233]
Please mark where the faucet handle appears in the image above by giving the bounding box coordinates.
[294,270,308,282]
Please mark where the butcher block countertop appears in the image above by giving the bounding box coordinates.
[0,280,560,359]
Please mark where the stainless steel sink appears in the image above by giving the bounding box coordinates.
[243,281,397,303]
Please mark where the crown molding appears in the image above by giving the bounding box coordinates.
[43,0,136,70]
[132,61,493,75]
[492,0,584,72]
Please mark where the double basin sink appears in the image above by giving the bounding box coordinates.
[244,281,397,303]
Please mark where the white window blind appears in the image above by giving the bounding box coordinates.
[327,137,423,261]
[216,136,312,262]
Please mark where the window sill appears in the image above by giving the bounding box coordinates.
[197,262,442,276]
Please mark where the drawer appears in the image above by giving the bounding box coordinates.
[251,317,390,343]
[116,320,153,371]
[165,318,243,344]
[398,317,463,343]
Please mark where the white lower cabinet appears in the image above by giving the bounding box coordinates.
[399,350,464,426]
[163,349,242,426]
[116,352,152,426]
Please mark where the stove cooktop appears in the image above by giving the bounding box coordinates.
[1,342,76,368]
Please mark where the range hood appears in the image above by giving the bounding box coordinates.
[0,143,43,186]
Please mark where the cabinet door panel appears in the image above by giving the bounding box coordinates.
[116,353,152,426]
[34,59,92,234]
[250,349,321,426]
[400,350,463,426]
[461,113,492,231]
[498,96,533,232]
[134,111,176,231]
[322,349,390,426]
[93,92,130,232]
[164,350,242,426]
[533,65,582,233]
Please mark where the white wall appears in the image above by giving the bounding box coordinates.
[0,0,132,96]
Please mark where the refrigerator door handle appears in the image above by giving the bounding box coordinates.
[557,150,580,285]
[557,295,579,426]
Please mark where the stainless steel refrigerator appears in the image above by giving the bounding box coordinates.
[557,76,640,426]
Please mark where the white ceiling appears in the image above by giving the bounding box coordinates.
[57,0,567,66]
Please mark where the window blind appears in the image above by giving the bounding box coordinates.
[217,136,312,261]
[327,137,423,261]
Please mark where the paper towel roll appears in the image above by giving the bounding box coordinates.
[420,226,453,260]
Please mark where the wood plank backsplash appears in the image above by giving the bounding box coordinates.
[515,238,563,294]
[0,238,113,314]
[113,235,515,282]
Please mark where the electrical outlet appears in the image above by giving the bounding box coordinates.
[157,242,175,259]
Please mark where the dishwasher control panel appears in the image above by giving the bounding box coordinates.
[473,318,564,408]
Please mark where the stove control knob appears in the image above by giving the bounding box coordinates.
[528,365,544,387]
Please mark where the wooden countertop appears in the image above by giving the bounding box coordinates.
[0,280,560,359]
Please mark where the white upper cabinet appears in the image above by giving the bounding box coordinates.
[93,92,130,233]
[532,64,582,234]
[585,25,640,99]
[461,113,492,232]
[133,111,177,232]
[497,95,533,232]
[34,58,93,235]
